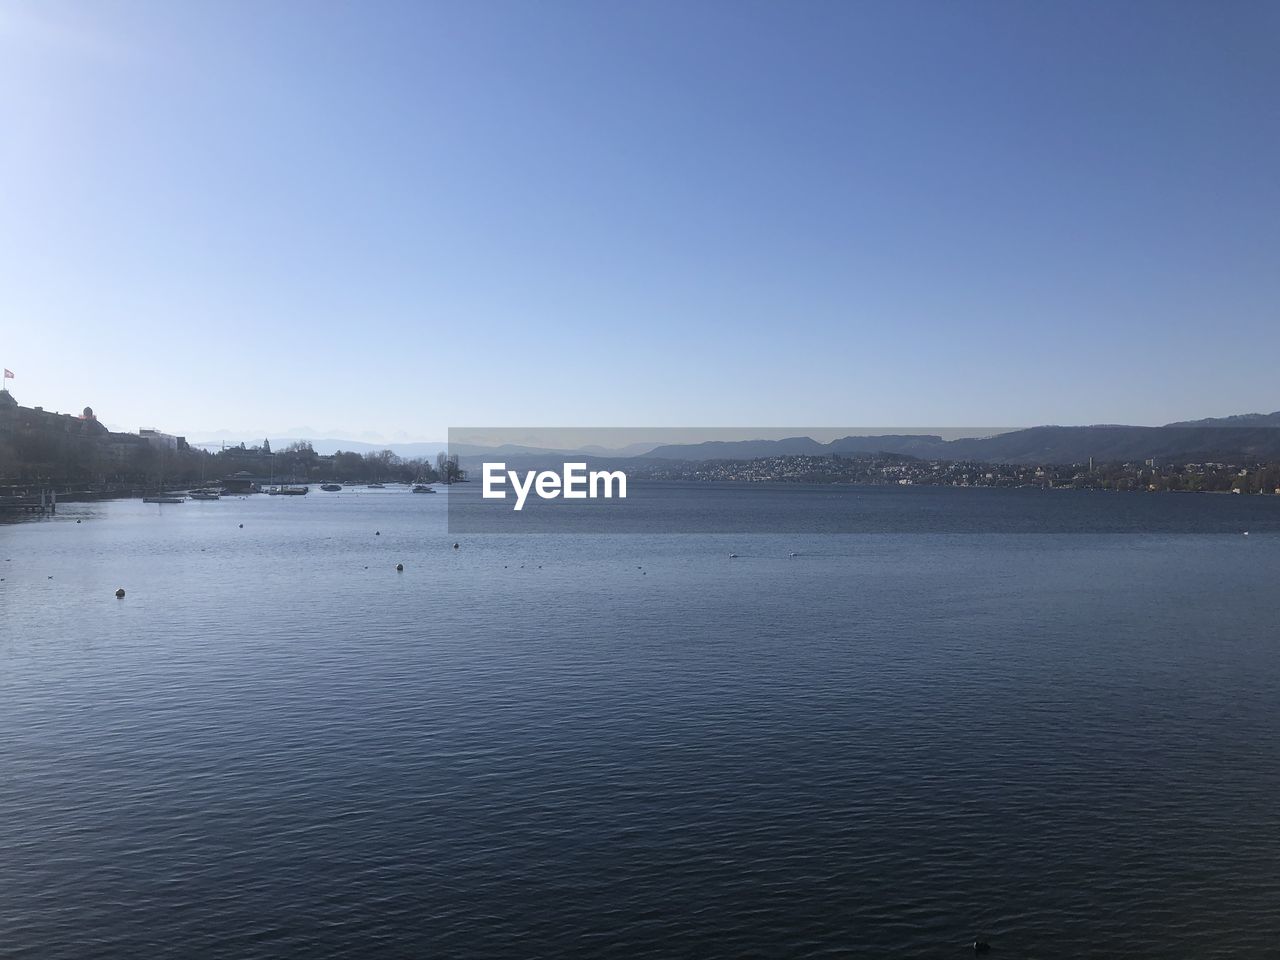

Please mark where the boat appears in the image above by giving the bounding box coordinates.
[367,483,386,489]
[320,483,342,492]
[266,485,309,496]
[189,488,222,500]
[145,451,184,504]
[412,484,435,493]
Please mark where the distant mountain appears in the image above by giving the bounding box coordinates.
[1164,411,1280,428]
[640,422,1280,466]
[577,441,664,457]
[645,436,831,460]
[644,434,953,460]
[194,437,447,458]
[449,441,662,460]
[193,437,661,463]
[941,425,1280,464]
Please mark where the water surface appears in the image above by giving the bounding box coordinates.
[3,487,1279,958]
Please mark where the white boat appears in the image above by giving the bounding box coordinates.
[266,485,309,496]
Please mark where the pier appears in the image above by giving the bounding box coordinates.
[0,486,58,515]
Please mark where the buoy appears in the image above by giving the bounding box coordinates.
[76,519,82,524]
[973,940,991,954]
[1243,531,1249,536]
[396,563,404,571]
[376,531,381,536]
[238,523,243,528]
[453,542,459,549]
[115,588,126,598]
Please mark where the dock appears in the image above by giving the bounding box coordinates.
[0,487,58,515]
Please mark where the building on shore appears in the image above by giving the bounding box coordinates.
[139,428,187,452]
[0,389,160,481]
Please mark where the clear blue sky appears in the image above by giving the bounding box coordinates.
[1,0,1276,441]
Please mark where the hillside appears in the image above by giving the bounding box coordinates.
[642,423,1280,466]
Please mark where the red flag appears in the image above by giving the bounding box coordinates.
[2,369,11,379]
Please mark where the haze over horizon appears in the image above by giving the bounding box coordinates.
[2,0,1277,439]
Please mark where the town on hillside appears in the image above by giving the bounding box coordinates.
[631,453,1280,494]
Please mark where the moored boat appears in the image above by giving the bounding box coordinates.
[266,485,309,496]
[321,483,342,492]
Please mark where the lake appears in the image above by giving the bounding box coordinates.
[3,485,1279,958]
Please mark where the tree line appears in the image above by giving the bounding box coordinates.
[0,434,448,488]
